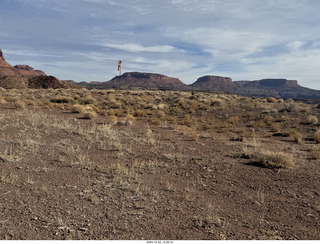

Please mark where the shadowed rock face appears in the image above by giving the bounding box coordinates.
[102,72,188,89]
[190,75,235,91]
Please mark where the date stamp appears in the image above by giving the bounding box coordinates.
[146,241,174,244]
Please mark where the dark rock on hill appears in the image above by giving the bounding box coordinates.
[90,72,188,89]
[190,75,235,91]
[28,76,78,89]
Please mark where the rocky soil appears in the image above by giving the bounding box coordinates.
[0,88,319,240]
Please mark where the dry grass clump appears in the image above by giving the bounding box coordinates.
[50,96,74,104]
[292,131,303,144]
[270,123,282,132]
[190,132,200,141]
[71,104,87,113]
[243,140,294,169]
[83,110,97,119]
[106,115,118,124]
[310,147,320,160]
[263,115,274,125]
[254,120,266,130]
[14,100,26,108]
[80,95,96,105]
[226,116,240,125]
[306,115,318,125]
[180,114,194,126]
[266,97,278,103]
[134,109,146,117]
[314,130,320,143]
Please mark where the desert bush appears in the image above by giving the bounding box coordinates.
[83,110,97,120]
[190,133,200,141]
[210,99,222,107]
[243,142,294,168]
[50,96,74,104]
[267,97,277,103]
[276,115,290,122]
[4,96,18,103]
[165,115,178,125]
[71,104,87,113]
[126,114,136,122]
[314,130,320,143]
[180,114,193,126]
[154,110,166,119]
[80,96,96,105]
[286,129,303,143]
[270,123,282,132]
[306,115,318,125]
[256,120,266,129]
[285,98,294,103]
[108,109,122,116]
[263,115,274,124]
[14,100,26,108]
[310,147,320,160]
[22,99,35,105]
[106,115,118,125]
[227,116,240,125]
[149,117,161,125]
[240,127,254,138]
[134,109,146,117]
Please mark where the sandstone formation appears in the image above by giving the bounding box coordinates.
[190,75,235,91]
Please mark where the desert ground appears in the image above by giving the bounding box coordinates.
[0,87,319,240]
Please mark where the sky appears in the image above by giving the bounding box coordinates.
[1,0,320,89]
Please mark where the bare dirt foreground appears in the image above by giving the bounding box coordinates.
[0,88,320,240]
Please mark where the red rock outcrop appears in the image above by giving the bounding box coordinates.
[14,65,47,76]
[0,49,76,89]
[0,49,46,76]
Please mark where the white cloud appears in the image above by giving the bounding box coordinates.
[102,43,180,53]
